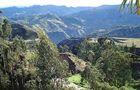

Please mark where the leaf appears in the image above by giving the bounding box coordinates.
[136,7,140,15]
[121,0,140,15]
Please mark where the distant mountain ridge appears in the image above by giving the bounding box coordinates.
[1,5,140,43]
[11,13,86,43]
[69,5,140,34]
[1,5,93,17]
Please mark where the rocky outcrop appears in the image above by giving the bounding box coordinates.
[59,52,86,74]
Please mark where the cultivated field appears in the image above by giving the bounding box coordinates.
[114,38,140,48]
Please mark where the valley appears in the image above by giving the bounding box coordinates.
[0,4,140,90]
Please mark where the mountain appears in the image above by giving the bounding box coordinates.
[89,25,140,38]
[0,16,38,40]
[11,13,86,43]
[69,5,140,34]
[106,26,140,38]
[1,5,92,17]
[1,5,140,43]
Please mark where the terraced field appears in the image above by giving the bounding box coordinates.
[114,38,140,48]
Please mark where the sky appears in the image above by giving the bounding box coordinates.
[0,0,122,8]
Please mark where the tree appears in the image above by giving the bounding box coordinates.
[35,27,68,89]
[0,19,12,39]
[81,63,118,90]
[0,20,37,90]
[96,49,133,87]
[59,45,70,53]
[0,20,12,89]
[76,39,100,63]
[81,63,103,89]
[121,0,140,15]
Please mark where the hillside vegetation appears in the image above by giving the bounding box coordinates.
[0,5,140,90]
[11,23,38,40]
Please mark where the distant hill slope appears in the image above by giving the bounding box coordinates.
[58,38,85,54]
[69,5,140,34]
[11,23,38,40]
[2,5,140,43]
[107,26,140,38]
[11,13,86,43]
[90,26,140,38]
[1,5,92,17]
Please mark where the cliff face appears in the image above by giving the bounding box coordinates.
[60,53,76,74]
[59,52,86,74]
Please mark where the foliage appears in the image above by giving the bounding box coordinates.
[35,27,68,89]
[119,86,136,90]
[0,19,68,90]
[76,39,100,63]
[73,38,137,89]
[121,0,140,14]
[96,49,133,87]
[0,32,37,89]
[59,45,71,53]
[11,23,38,40]
[0,17,139,90]
[0,19,12,39]
[68,74,82,84]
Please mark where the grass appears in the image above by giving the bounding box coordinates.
[68,74,82,84]
[68,74,89,88]
[88,37,140,48]
[114,38,140,48]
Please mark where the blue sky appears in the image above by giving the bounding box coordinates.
[0,0,122,7]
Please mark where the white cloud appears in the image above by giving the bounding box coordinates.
[0,0,122,8]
